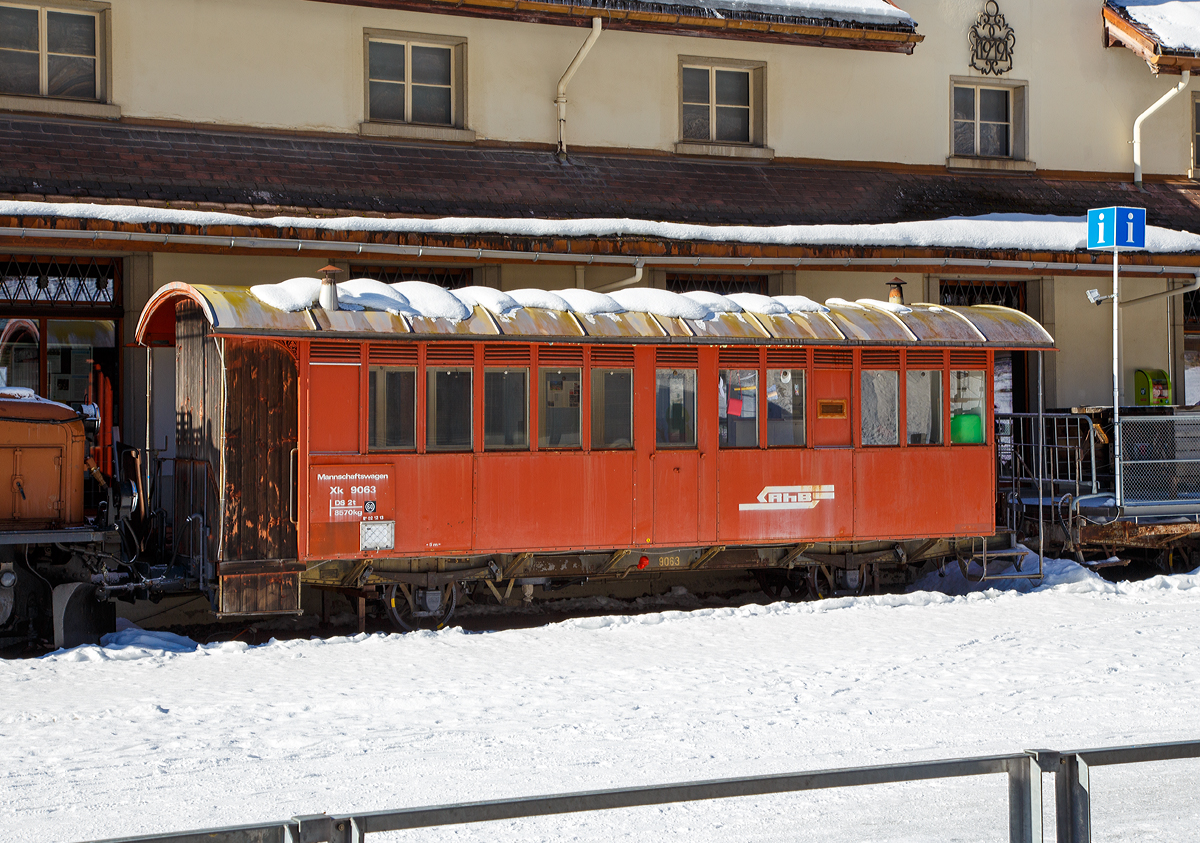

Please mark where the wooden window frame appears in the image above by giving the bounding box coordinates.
[947,76,1032,171]
[0,0,114,115]
[676,55,770,159]
[362,28,469,138]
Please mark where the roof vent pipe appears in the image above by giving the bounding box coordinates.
[318,264,342,311]
[556,17,603,158]
[1133,70,1190,189]
[887,278,906,305]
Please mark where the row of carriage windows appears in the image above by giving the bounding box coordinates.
[366,364,988,452]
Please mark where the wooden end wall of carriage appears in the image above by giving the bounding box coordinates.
[137,283,1054,617]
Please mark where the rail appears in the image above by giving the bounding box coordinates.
[996,413,1098,515]
[83,739,1200,843]
[1115,414,1200,508]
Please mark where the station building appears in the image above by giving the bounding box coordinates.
[3,0,1200,476]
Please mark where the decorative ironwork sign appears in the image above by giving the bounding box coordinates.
[969,1,1015,76]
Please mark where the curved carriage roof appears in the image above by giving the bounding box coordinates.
[135,282,1054,348]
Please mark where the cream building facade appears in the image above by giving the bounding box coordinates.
[2,0,1200,456]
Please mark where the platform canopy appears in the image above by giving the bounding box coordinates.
[135,281,1055,349]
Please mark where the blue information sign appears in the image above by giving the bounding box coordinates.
[1088,206,1146,250]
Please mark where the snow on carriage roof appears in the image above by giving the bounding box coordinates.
[137,280,1054,348]
[1113,0,1200,51]
[5,201,1200,253]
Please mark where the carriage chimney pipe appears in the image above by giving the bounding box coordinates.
[887,279,906,305]
[318,265,342,311]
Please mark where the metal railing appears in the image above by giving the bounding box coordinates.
[997,413,1098,508]
[85,740,1200,843]
[1116,414,1200,506]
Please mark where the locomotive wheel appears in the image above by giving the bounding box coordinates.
[384,582,457,632]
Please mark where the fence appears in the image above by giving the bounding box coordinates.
[87,739,1200,843]
[1117,414,1200,505]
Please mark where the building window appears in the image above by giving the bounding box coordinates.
[0,3,103,101]
[1193,95,1200,170]
[949,78,1027,166]
[365,31,465,128]
[678,58,765,148]
[953,84,1010,157]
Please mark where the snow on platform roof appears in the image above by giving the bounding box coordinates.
[6,201,1200,253]
[136,282,1054,348]
[659,0,913,26]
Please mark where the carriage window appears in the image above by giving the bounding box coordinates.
[426,368,472,451]
[484,368,527,450]
[906,370,943,445]
[368,366,416,450]
[539,368,581,448]
[656,368,696,448]
[719,369,757,448]
[860,370,899,446]
[766,369,805,447]
[950,370,987,444]
[591,369,632,449]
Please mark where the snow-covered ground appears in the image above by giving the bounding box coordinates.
[3,556,1200,843]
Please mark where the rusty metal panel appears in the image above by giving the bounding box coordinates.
[895,304,987,343]
[408,306,499,336]
[191,284,315,333]
[825,303,914,342]
[574,311,664,337]
[312,308,411,334]
[686,312,770,339]
[754,312,846,341]
[946,305,1054,347]
[488,307,585,337]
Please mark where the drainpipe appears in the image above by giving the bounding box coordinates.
[556,17,603,158]
[595,262,643,293]
[1133,70,1190,189]
[1119,271,1200,307]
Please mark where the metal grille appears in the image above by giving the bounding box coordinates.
[360,520,395,552]
[0,255,120,307]
[940,279,1026,311]
[351,265,472,289]
[665,273,768,296]
[1184,289,1200,329]
[1119,416,1200,504]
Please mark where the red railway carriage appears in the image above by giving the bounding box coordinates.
[136,281,1052,628]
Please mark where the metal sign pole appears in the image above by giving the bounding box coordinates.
[1113,245,1122,506]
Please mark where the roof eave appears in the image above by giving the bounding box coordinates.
[316,0,923,53]
[1104,5,1200,75]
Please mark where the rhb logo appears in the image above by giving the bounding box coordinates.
[739,485,835,512]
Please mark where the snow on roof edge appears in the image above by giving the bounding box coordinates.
[4,201,1200,254]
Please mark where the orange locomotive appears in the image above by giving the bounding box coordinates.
[128,279,1052,631]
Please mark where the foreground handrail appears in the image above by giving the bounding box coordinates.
[81,739,1200,843]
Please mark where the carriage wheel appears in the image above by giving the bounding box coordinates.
[384,582,458,632]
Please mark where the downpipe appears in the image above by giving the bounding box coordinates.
[556,17,602,158]
[1133,70,1190,189]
